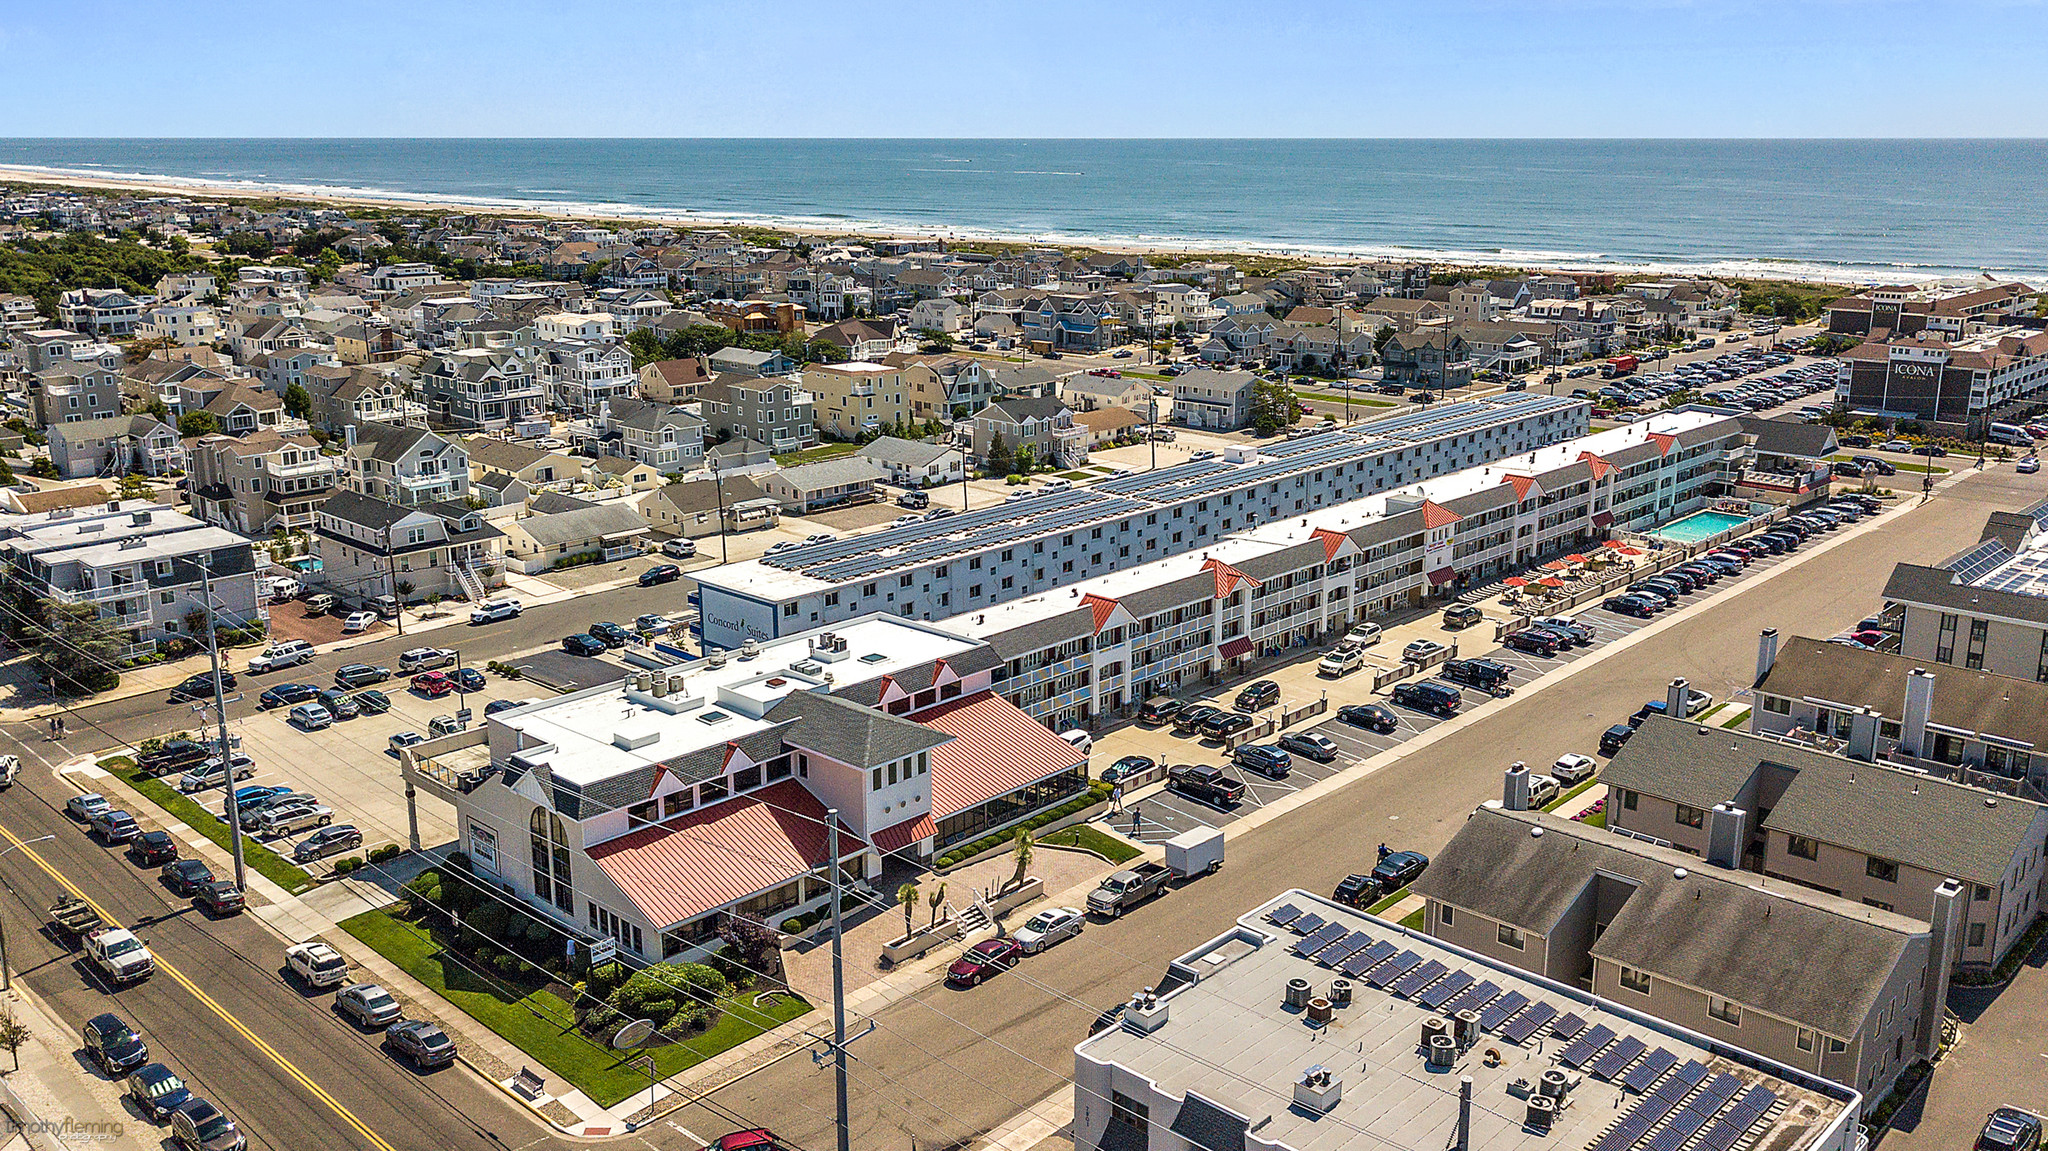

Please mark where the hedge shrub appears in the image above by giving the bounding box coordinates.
[369,844,402,864]
[934,783,1110,870]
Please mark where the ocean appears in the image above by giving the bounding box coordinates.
[2,138,2045,283]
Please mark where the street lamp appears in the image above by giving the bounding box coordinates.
[0,835,56,991]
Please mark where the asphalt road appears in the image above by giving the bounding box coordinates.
[665,464,2040,1151]
[0,732,555,1151]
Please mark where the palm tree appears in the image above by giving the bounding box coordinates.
[927,881,946,928]
[897,882,919,938]
[1009,829,1034,891]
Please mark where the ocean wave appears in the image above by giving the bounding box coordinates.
[1,160,2038,286]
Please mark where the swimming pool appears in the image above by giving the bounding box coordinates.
[1652,510,1751,545]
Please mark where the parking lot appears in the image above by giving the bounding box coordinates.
[1096,525,1820,846]
[161,661,554,871]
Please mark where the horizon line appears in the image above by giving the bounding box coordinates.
[6,136,2048,144]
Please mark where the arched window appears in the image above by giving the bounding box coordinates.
[529,807,573,913]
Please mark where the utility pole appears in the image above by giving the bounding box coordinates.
[828,808,850,1151]
[198,557,246,892]
[711,458,729,564]
[387,555,404,636]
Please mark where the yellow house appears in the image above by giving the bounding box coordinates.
[805,362,913,439]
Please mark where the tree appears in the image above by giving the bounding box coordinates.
[927,881,946,928]
[1014,444,1038,474]
[393,579,415,602]
[625,328,667,369]
[142,397,171,422]
[983,431,1013,478]
[897,882,919,938]
[0,1007,29,1072]
[1248,379,1299,437]
[282,383,313,420]
[116,472,153,501]
[177,410,221,438]
[0,459,14,486]
[915,328,955,351]
[717,913,781,977]
[1009,829,1034,891]
[27,600,123,694]
[1373,325,1397,354]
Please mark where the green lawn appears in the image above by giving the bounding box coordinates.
[1298,391,1396,407]
[1582,810,1608,829]
[1719,708,1751,730]
[1399,907,1427,931]
[1124,371,1171,382]
[1541,777,1600,814]
[340,909,809,1108]
[1039,825,1141,864]
[773,442,859,466]
[1054,470,1092,481]
[98,757,311,893]
[1365,886,1410,915]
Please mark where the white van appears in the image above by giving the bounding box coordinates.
[1058,729,1093,755]
[1989,422,2035,447]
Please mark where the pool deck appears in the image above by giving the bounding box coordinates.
[1651,510,1752,544]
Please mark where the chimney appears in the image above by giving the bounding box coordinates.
[1666,676,1690,719]
[344,423,358,449]
[1502,762,1531,811]
[1918,878,1964,1059]
[1901,668,1936,757]
[1755,628,1779,684]
[1705,804,1747,869]
[1846,707,1880,761]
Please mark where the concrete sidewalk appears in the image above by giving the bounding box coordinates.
[0,978,154,1151]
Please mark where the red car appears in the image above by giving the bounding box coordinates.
[1846,629,1888,647]
[702,1132,789,1151]
[947,937,1024,987]
[410,672,455,697]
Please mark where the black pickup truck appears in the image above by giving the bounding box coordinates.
[1168,764,1246,806]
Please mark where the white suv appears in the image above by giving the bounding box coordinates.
[285,941,350,988]
[397,647,456,672]
[469,599,522,624]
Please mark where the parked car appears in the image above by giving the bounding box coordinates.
[563,633,608,657]
[294,825,363,862]
[1977,1107,2043,1151]
[947,937,1025,987]
[1337,703,1398,732]
[333,664,390,689]
[397,647,456,672]
[1100,755,1153,785]
[1371,850,1429,893]
[169,1096,245,1151]
[138,738,212,776]
[1013,907,1085,954]
[286,941,350,988]
[132,829,179,865]
[162,858,213,895]
[287,703,334,730]
[1278,731,1340,762]
[66,793,111,822]
[1318,646,1367,676]
[341,611,378,634]
[410,671,456,697]
[1600,723,1637,754]
[1137,697,1184,724]
[168,671,236,701]
[1168,764,1246,806]
[1402,639,1448,662]
[1199,711,1255,739]
[1172,704,1224,733]
[385,1019,457,1068]
[1442,603,1484,629]
[639,563,682,586]
[1502,629,1560,656]
[335,982,403,1028]
[90,809,141,844]
[1602,595,1656,618]
[1390,680,1461,718]
[451,667,487,692]
[589,621,632,647]
[176,755,256,793]
[246,640,315,674]
[1234,680,1280,711]
[314,688,360,719]
[126,1062,193,1122]
[83,1013,149,1075]
[1233,744,1293,777]
[660,537,698,558]
[1552,753,1598,783]
[352,689,393,715]
[1344,622,1384,646]
[469,598,522,624]
[195,880,245,916]
[1527,774,1562,808]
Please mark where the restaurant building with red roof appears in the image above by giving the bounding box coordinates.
[404,614,1088,964]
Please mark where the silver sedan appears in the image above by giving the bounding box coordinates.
[1013,906,1085,954]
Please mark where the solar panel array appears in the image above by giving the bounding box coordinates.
[1945,538,2012,584]
[1477,990,1530,1030]
[1971,549,2048,596]
[1442,980,1500,1015]
[1621,1048,1678,1094]
[1364,950,1423,988]
[1266,903,1302,928]
[1557,1024,1617,1068]
[1591,1036,1649,1081]
[1291,922,1345,957]
[1496,1001,1557,1045]
[1693,1085,1779,1151]
[1550,1012,1588,1041]
[2027,497,2048,532]
[1389,959,1446,998]
[1313,930,1374,967]
[1288,912,1326,937]
[1416,970,1473,1010]
[1643,1071,1744,1151]
[1589,1060,1710,1151]
[1341,940,1398,978]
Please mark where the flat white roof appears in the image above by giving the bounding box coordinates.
[499,615,980,788]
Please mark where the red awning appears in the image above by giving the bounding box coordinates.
[871,812,935,854]
[1592,512,1615,528]
[1218,637,1254,660]
[1427,566,1457,586]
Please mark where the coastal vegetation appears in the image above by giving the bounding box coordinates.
[0,231,214,316]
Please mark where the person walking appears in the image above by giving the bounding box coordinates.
[1131,804,1143,833]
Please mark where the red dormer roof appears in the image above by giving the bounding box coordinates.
[1500,474,1538,501]
[1311,527,1351,562]
[1646,433,1678,457]
[1081,593,1121,633]
[1419,500,1461,530]
[1578,451,1615,480]
[1202,556,1263,598]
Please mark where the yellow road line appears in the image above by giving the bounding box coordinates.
[0,823,397,1151]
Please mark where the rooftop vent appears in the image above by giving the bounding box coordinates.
[130,510,152,526]
[1127,987,1168,1034]
[696,710,731,725]
[1294,1066,1341,1113]
[739,639,759,660]
[611,722,660,751]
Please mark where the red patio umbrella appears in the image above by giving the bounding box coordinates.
[1542,560,1569,571]
[1620,546,1645,556]
[1503,577,1529,587]
[1538,577,1566,588]
[1564,553,1588,563]
[1601,540,1627,550]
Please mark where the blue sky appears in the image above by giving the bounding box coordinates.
[3,0,2044,137]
